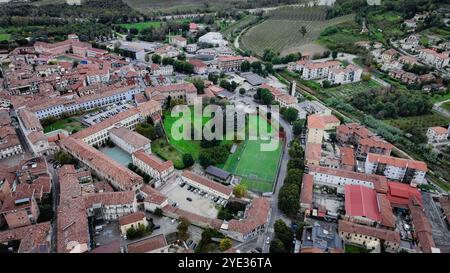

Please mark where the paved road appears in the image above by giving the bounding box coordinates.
[433,99,450,118]
[260,110,294,253]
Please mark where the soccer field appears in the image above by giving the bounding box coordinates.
[223,115,283,193]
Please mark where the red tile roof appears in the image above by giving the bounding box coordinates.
[339,220,400,244]
[127,234,167,253]
[308,165,389,193]
[386,182,423,208]
[429,126,448,135]
[133,150,173,173]
[119,211,146,226]
[305,142,322,162]
[181,170,232,196]
[228,197,271,235]
[141,185,167,205]
[300,174,314,207]
[345,185,381,222]
[367,153,427,172]
[409,201,435,253]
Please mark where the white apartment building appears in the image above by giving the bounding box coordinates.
[132,150,174,188]
[32,85,142,120]
[73,108,141,147]
[169,35,187,48]
[426,126,448,143]
[328,64,362,84]
[418,48,450,69]
[109,126,151,154]
[152,65,173,76]
[307,165,387,194]
[364,153,427,184]
[299,60,340,80]
[17,109,52,156]
[181,170,232,200]
[198,32,227,47]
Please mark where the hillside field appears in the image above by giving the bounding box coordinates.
[240,11,355,56]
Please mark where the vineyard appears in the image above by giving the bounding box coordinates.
[266,6,328,21]
[240,13,355,56]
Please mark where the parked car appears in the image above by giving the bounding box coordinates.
[186,197,192,202]
[153,225,161,230]
[266,237,271,244]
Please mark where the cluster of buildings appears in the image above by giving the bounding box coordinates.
[288,59,362,85]
[300,111,444,253]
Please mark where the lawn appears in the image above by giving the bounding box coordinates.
[119,21,162,31]
[43,117,86,134]
[223,115,283,193]
[0,33,11,41]
[162,107,215,160]
[442,101,450,111]
[429,92,450,104]
[345,244,369,253]
[152,138,185,169]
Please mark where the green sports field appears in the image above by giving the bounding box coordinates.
[223,115,283,193]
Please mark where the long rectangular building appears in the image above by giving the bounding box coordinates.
[307,165,388,194]
[132,150,174,189]
[59,137,143,191]
[365,153,427,184]
[181,170,232,200]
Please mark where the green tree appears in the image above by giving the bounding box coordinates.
[240,60,251,72]
[292,120,304,135]
[219,238,233,251]
[331,51,338,59]
[233,184,248,198]
[239,88,246,95]
[192,77,205,94]
[274,219,293,252]
[282,107,298,123]
[152,54,161,64]
[182,154,194,168]
[154,207,163,216]
[300,26,307,37]
[136,123,157,140]
[278,183,300,217]
[284,168,303,186]
[270,239,287,253]
[177,217,190,241]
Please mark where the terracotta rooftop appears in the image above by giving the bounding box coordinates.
[227,197,271,235]
[339,220,400,244]
[109,126,151,149]
[181,170,232,196]
[127,234,167,253]
[429,126,448,135]
[367,153,427,172]
[308,165,388,193]
[140,185,168,205]
[59,137,143,190]
[133,150,173,173]
[119,211,146,226]
[83,191,135,208]
[0,222,52,253]
[305,142,322,162]
[299,174,314,207]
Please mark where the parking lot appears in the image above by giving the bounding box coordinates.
[159,179,221,219]
[83,102,134,125]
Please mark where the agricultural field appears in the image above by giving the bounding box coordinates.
[0,34,11,42]
[384,113,450,132]
[124,0,242,14]
[240,12,355,56]
[223,115,282,193]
